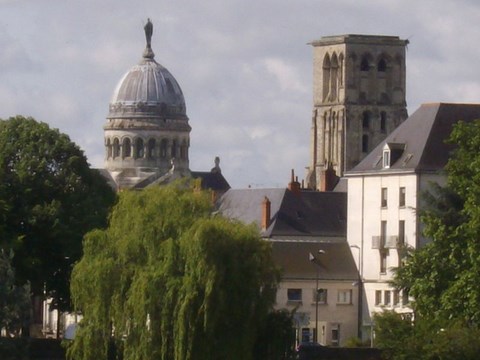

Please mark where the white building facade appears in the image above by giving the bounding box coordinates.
[346,103,480,342]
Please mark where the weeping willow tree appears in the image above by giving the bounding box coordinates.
[68,183,279,360]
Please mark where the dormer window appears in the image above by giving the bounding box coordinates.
[383,149,391,168]
[383,142,405,169]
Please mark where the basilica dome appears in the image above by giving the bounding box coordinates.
[107,28,186,119]
[104,19,191,189]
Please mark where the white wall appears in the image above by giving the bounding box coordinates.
[276,278,358,346]
[347,171,444,336]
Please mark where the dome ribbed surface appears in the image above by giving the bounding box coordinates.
[108,58,186,118]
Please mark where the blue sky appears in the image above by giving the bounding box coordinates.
[1,0,479,188]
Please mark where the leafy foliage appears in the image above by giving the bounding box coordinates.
[385,120,480,358]
[253,309,296,360]
[394,120,480,323]
[0,116,116,311]
[0,250,31,337]
[68,184,279,360]
[374,311,480,360]
[373,311,418,360]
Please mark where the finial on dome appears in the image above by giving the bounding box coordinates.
[143,18,155,59]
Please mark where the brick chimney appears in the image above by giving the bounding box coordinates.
[261,196,271,231]
[319,163,339,192]
[288,169,301,195]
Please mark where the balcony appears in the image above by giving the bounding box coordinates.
[372,235,400,249]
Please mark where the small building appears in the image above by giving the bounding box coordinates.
[217,177,359,346]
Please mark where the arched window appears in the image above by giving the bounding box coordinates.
[147,139,156,158]
[360,56,370,71]
[106,138,112,159]
[362,134,369,153]
[377,58,387,72]
[362,111,370,129]
[171,140,177,158]
[160,139,168,158]
[338,53,344,86]
[322,54,331,101]
[330,53,339,101]
[123,138,131,158]
[135,138,144,159]
[113,138,120,158]
[180,141,188,160]
[380,112,387,132]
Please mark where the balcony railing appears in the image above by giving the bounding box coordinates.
[372,235,401,249]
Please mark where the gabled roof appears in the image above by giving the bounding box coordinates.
[272,241,358,281]
[346,103,480,175]
[217,188,346,239]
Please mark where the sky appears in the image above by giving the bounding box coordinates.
[1,0,480,188]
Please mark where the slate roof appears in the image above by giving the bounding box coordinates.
[272,240,358,281]
[346,103,480,175]
[191,171,231,192]
[217,188,347,239]
[217,188,355,280]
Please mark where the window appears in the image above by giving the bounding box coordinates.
[180,141,188,160]
[380,112,387,133]
[362,134,369,153]
[171,140,177,158]
[147,139,156,158]
[135,138,144,159]
[377,59,387,72]
[360,57,370,71]
[301,327,311,343]
[287,288,302,302]
[399,187,406,207]
[106,139,112,159]
[381,188,388,207]
[123,138,131,158]
[375,290,382,305]
[160,139,168,158]
[398,220,405,246]
[383,149,391,168]
[384,290,391,306]
[380,251,387,273]
[393,290,400,306]
[314,288,328,304]
[113,138,120,158]
[362,111,370,129]
[381,221,387,247]
[337,290,352,304]
[331,325,340,346]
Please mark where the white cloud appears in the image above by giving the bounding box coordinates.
[1,0,480,187]
[263,57,308,93]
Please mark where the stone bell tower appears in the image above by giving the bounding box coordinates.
[306,35,409,190]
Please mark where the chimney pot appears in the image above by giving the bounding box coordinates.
[261,196,271,231]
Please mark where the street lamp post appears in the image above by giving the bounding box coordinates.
[309,250,325,344]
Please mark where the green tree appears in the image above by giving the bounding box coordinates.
[68,184,279,360]
[373,311,421,360]
[0,116,116,311]
[253,309,296,360]
[387,119,480,358]
[394,120,480,323]
[0,250,31,337]
[374,311,480,360]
